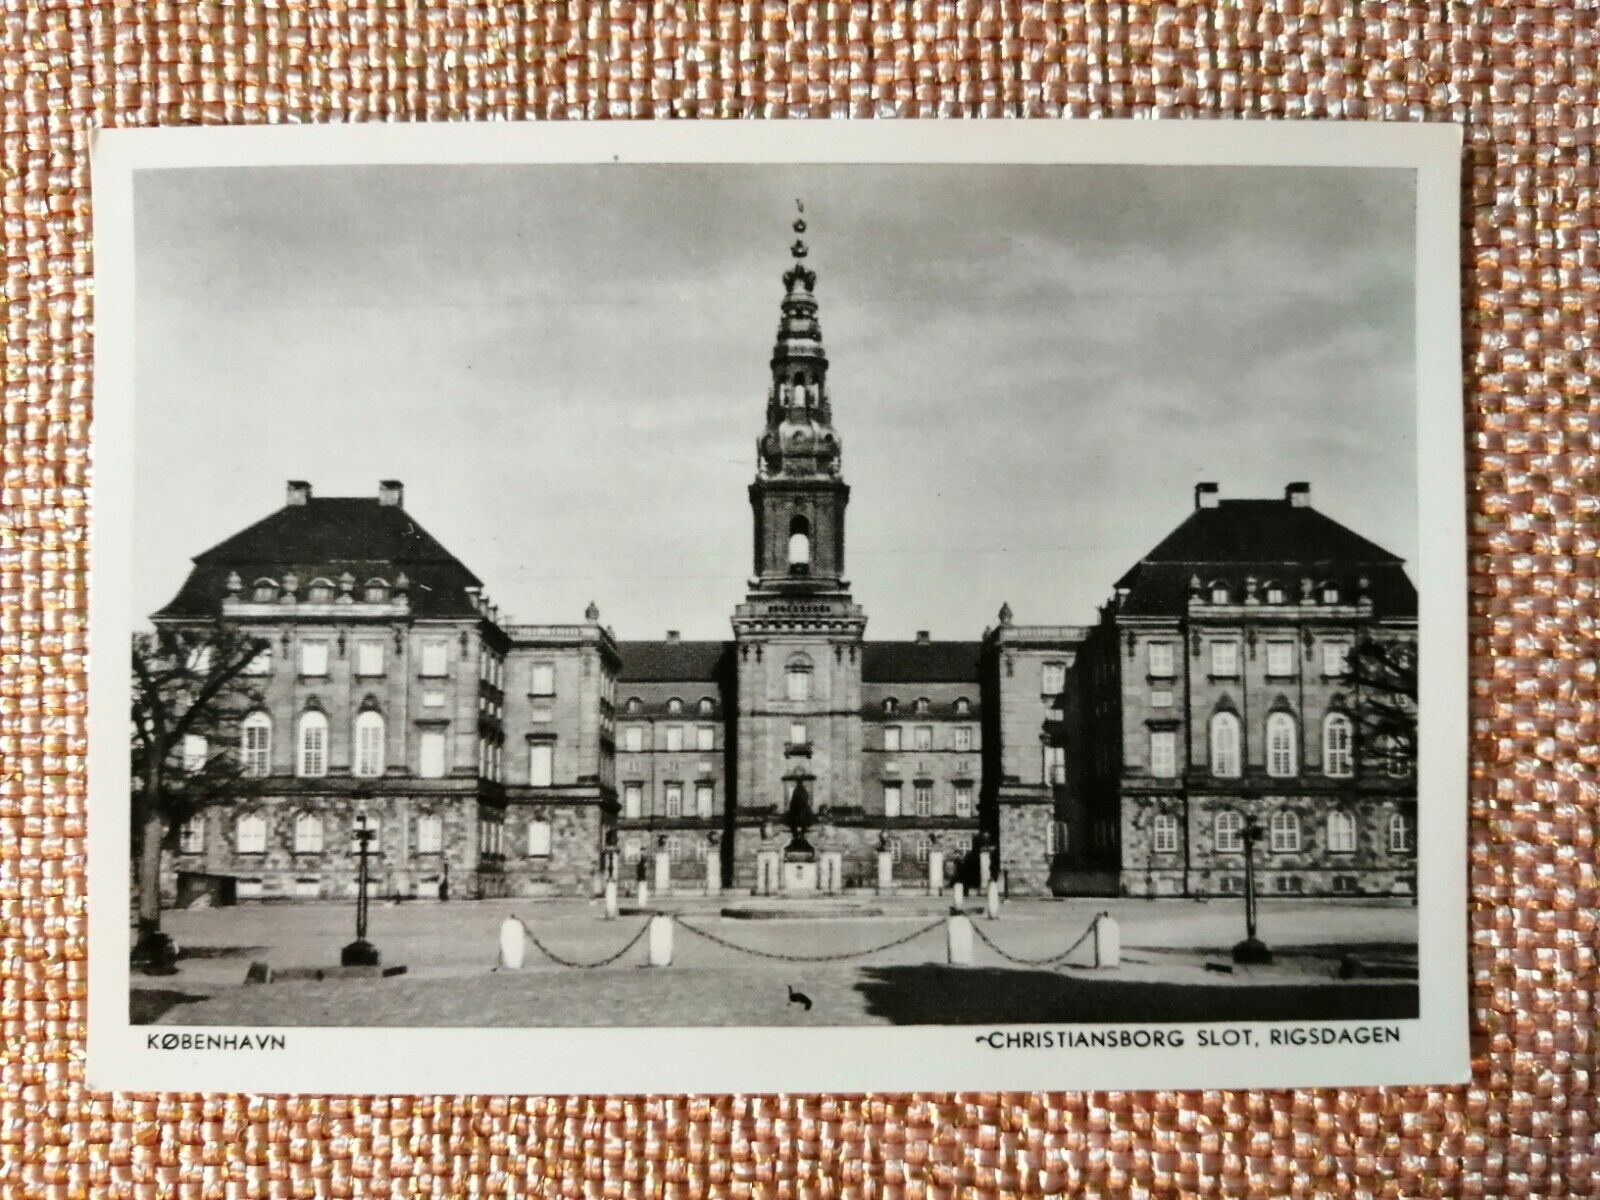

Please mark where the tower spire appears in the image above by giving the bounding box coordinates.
[761,199,838,480]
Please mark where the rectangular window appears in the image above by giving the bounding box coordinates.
[1323,640,1352,677]
[528,741,554,787]
[1150,689,1174,709]
[789,722,807,747]
[624,726,644,752]
[235,816,266,855]
[355,641,385,677]
[623,782,643,819]
[1209,641,1239,677]
[1043,745,1066,784]
[1265,640,1296,677]
[1041,662,1066,695]
[1153,814,1180,854]
[914,781,933,817]
[416,814,443,853]
[1147,641,1175,678]
[883,782,902,818]
[665,782,683,817]
[420,640,448,677]
[527,819,552,858]
[178,816,205,854]
[884,726,902,753]
[243,645,273,675]
[954,782,974,817]
[422,689,445,709]
[954,726,973,752]
[299,640,329,677]
[665,725,684,752]
[786,669,811,701]
[889,837,902,863]
[530,663,555,696]
[181,733,208,774]
[696,783,714,817]
[914,725,933,751]
[696,725,715,751]
[418,730,447,779]
[1149,730,1177,778]
[354,719,384,778]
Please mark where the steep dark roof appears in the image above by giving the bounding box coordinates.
[1115,499,1416,618]
[616,640,732,683]
[863,641,982,683]
[154,497,484,620]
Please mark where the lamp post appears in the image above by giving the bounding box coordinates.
[1231,818,1272,964]
[342,813,381,967]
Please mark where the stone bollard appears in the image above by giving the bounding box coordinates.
[876,850,894,894]
[1092,912,1120,969]
[636,881,650,909]
[952,881,966,908]
[979,850,992,891]
[604,880,619,919]
[499,916,526,970]
[648,915,674,967]
[946,912,974,965]
[705,866,721,897]
[986,879,1002,920]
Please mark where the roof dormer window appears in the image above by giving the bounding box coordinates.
[1319,581,1341,604]
[1208,580,1230,604]
[363,577,389,602]
[307,577,335,603]
[252,578,278,602]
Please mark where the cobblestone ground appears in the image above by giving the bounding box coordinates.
[134,897,1417,1026]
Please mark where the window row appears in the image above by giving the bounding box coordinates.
[882,780,976,818]
[621,724,718,753]
[1144,637,1353,680]
[248,638,462,680]
[1195,578,1348,606]
[1147,712,1362,779]
[237,712,462,779]
[623,696,717,716]
[1145,809,1415,856]
[181,810,558,860]
[880,697,973,716]
[881,724,975,753]
[621,781,717,819]
[248,576,396,604]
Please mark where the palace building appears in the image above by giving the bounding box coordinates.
[152,218,1417,903]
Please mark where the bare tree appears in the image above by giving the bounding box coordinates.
[130,622,269,971]
[1347,634,1418,771]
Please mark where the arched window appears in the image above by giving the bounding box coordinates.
[363,577,389,602]
[787,515,812,572]
[252,577,278,602]
[883,698,898,714]
[293,812,324,853]
[235,812,267,854]
[1269,810,1301,852]
[306,577,335,603]
[625,697,642,715]
[667,697,682,715]
[1326,810,1357,853]
[1213,809,1245,854]
[698,697,714,715]
[914,697,930,715]
[1388,812,1414,853]
[1319,580,1341,604]
[954,697,971,715]
[297,710,329,777]
[1266,712,1298,777]
[1152,812,1181,854]
[785,658,813,701]
[1323,713,1354,777]
[793,381,808,408]
[1263,580,1287,605]
[353,710,385,778]
[240,711,272,778]
[1209,711,1241,777]
[1208,579,1230,604]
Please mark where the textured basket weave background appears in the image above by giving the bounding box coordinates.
[3,0,1597,1195]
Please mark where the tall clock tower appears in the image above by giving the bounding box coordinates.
[731,206,867,882]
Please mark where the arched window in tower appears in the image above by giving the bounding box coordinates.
[785,656,813,702]
[788,515,811,575]
[793,380,807,408]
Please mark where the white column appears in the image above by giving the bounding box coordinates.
[498,916,526,970]
[603,880,619,919]
[636,880,650,908]
[946,912,974,965]
[876,850,894,894]
[978,848,992,891]
[648,914,673,967]
[1093,913,1120,969]
[951,881,965,908]
[927,850,945,895]
[654,850,672,897]
[986,879,1001,920]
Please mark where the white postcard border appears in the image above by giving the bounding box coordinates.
[88,119,1469,1095]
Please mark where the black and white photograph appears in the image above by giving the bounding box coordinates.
[89,122,1467,1094]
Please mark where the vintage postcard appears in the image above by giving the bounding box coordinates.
[89,120,1467,1094]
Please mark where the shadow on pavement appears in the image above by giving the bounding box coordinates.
[853,966,1420,1025]
[130,988,210,1025]
[176,945,267,960]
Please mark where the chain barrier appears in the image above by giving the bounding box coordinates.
[674,915,948,963]
[523,921,652,969]
[969,913,1101,967]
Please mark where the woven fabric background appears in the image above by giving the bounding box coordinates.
[2,1,1596,1195]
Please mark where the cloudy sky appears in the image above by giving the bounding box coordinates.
[133,161,1416,639]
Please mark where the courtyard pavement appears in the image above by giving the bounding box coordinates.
[133,896,1418,1027]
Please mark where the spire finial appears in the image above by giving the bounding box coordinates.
[791,198,808,259]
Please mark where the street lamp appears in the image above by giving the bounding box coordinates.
[1231,818,1273,964]
[342,812,381,967]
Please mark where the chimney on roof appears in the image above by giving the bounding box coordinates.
[666,630,681,642]
[378,480,404,508]
[1194,481,1220,510]
[286,480,311,506]
[1285,481,1311,507]
[916,630,931,644]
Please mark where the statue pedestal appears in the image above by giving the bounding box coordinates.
[781,860,819,892]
